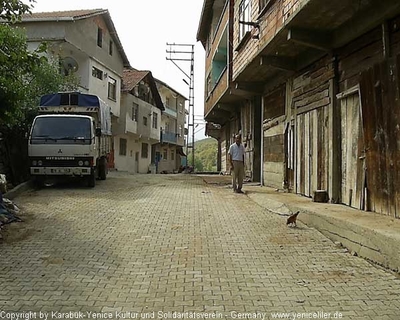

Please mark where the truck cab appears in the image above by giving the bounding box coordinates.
[29,92,112,187]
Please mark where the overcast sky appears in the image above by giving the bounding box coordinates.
[31,0,207,141]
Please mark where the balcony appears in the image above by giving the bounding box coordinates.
[205,66,228,117]
[161,131,177,144]
[233,0,400,84]
[125,115,138,135]
[163,106,177,118]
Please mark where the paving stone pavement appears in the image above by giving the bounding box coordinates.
[0,173,400,320]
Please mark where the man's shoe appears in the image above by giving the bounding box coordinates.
[236,189,244,194]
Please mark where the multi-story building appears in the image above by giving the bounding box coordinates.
[114,69,164,173]
[153,79,187,173]
[17,9,130,168]
[198,0,400,218]
[197,0,262,181]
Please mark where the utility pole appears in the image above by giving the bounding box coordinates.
[166,43,195,168]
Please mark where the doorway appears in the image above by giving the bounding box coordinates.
[339,91,365,209]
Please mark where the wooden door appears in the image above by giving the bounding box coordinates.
[340,93,364,208]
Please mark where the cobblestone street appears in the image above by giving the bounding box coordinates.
[1,173,399,320]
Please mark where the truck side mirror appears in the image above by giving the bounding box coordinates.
[95,128,102,137]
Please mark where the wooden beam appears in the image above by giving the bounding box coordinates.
[216,103,234,112]
[333,0,400,49]
[260,55,297,71]
[234,81,264,94]
[210,108,231,119]
[205,104,232,122]
[287,28,332,51]
[229,88,256,99]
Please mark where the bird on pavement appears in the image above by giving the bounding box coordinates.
[287,211,299,227]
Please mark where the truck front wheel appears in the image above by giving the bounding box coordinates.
[87,171,96,188]
[99,158,107,180]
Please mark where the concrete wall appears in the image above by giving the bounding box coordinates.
[155,145,178,173]
[65,17,124,75]
[113,134,152,174]
[20,15,125,118]
[119,93,161,141]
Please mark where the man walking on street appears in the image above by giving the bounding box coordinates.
[228,134,245,193]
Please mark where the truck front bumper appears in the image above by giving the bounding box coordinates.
[30,167,92,176]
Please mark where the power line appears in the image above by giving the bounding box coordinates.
[166,43,195,167]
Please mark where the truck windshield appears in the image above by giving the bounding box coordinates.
[30,117,92,145]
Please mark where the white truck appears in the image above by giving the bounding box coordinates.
[28,92,112,187]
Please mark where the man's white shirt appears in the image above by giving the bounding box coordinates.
[228,143,245,161]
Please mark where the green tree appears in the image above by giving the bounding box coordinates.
[0,0,78,185]
[0,0,35,22]
[0,0,78,125]
[187,138,218,172]
[0,25,43,123]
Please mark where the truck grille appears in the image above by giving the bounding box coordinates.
[30,157,93,167]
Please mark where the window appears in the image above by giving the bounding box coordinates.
[141,143,148,158]
[143,116,148,126]
[92,67,103,80]
[163,149,168,160]
[31,117,91,145]
[109,40,113,55]
[97,27,103,47]
[152,112,158,129]
[165,97,170,108]
[119,138,127,156]
[239,0,251,41]
[108,77,116,100]
[179,125,183,137]
[132,103,138,122]
[171,150,175,161]
[165,122,170,132]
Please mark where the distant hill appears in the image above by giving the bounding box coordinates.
[187,137,218,172]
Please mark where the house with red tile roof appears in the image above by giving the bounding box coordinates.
[113,68,164,173]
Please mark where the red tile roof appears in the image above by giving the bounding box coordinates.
[122,69,150,92]
[122,68,164,111]
[22,9,107,21]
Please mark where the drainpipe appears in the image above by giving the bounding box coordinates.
[217,138,222,172]
[260,97,264,186]
[331,54,340,203]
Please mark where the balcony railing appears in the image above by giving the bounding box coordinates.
[205,66,228,117]
[164,106,177,118]
[161,131,177,144]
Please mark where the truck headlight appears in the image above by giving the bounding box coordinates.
[84,161,90,166]
[78,160,84,166]
[32,160,37,166]
[37,160,43,166]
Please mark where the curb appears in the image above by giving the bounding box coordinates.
[297,208,400,273]
[3,181,32,200]
[243,188,400,273]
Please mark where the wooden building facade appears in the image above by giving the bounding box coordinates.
[198,0,400,218]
